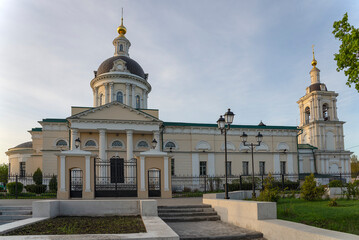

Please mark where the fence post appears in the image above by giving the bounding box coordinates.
[261,174,264,190]
[204,175,207,193]
[15,175,18,199]
[239,175,242,190]
[281,174,285,190]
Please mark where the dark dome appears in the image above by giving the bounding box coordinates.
[309,83,327,93]
[97,56,146,79]
[14,141,32,148]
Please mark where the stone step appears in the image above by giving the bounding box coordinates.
[159,211,218,217]
[0,206,32,211]
[0,215,32,221]
[0,210,32,215]
[0,220,13,225]
[158,208,215,213]
[158,204,211,209]
[180,234,264,240]
[161,215,220,222]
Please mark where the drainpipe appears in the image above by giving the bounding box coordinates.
[160,124,165,152]
[67,120,71,150]
[312,148,318,174]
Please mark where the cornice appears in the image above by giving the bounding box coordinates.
[69,118,161,125]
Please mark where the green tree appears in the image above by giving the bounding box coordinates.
[33,168,43,185]
[300,174,325,201]
[0,164,8,185]
[351,154,359,178]
[332,13,359,92]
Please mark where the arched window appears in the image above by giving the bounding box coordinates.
[99,94,103,105]
[165,141,176,149]
[120,44,123,51]
[56,140,67,146]
[137,141,149,148]
[85,140,96,147]
[112,140,123,147]
[116,92,123,103]
[305,106,310,124]
[136,95,140,108]
[323,103,329,121]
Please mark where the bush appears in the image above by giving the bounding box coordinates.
[344,182,359,199]
[257,173,280,202]
[300,174,325,201]
[6,182,23,195]
[328,198,338,207]
[272,180,300,190]
[49,176,57,193]
[183,187,191,192]
[329,180,344,188]
[33,168,43,185]
[24,184,47,194]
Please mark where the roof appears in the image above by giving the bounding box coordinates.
[163,122,298,130]
[31,128,42,132]
[298,144,318,150]
[97,56,146,79]
[309,83,327,93]
[14,141,32,149]
[42,118,68,123]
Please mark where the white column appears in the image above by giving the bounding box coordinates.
[60,155,66,191]
[144,91,148,109]
[274,154,280,173]
[140,156,145,191]
[208,153,215,176]
[99,129,107,180]
[132,84,136,108]
[109,83,114,102]
[164,157,169,191]
[104,83,109,104]
[94,87,98,107]
[70,129,78,150]
[321,159,325,173]
[126,130,133,160]
[310,157,314,172]
[192,153,199,176]
[85,156,91,192]
[126,83,130,106]
[153,131,160,151]
[287,154,294,174]
[141,89,145,108]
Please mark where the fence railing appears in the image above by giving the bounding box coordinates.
[171,172,353,193]
[7,174,56,188]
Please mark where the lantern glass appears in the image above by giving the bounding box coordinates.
[75,138,81,149]
[240,132,248,143]
[151,139,158,149]
[256,132,263,143]
[224,108,234,124]
[217,115,225,129]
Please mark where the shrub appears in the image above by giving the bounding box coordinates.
[344,182,359,199]
[329,180,344,188]
[33,168,43,185]
[328,198,338,207]
[25,184,47,194]
[300,174,325,201]
[49,176,57,193]
[272,180,300,190]
[6,182,23,195]
[257,173,280,202]
[183,187,191,192]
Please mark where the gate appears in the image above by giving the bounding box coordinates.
[70,169,83,198]
[148,169,161,197]
[94,157,137,197]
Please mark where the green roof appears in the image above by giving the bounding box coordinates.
[42,118,68,123]
[163,122,298,130]
[31,128,42,132]
[298,144,318,149]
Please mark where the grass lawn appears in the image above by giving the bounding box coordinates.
[4,216,146,235]
[277,198,359,235]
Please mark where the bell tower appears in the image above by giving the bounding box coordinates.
[297,47,351,174]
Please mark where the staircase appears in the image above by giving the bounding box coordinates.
[0,206,32,225]
[158,204,220,222]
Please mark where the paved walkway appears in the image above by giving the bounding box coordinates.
[167,221,264,240]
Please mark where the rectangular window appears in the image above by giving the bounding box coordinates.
[242,161,249,175]
[259,161,265,175]
[226,161,232,176]
[280,161,286,175]
[199,161,207,176]
[171,158,175,176]
[19,162,26,177]
[110,157,124,183]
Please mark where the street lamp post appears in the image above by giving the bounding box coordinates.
[217,109,235,199]
[240,131,263,199]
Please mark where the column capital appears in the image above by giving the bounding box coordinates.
[98,129,107,134]
[126,129,133,135]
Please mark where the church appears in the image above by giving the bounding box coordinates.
[6,18,351,193]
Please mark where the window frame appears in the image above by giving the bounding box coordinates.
[242,161,249,175]
[116,91,124,103]
[259,161,265,175]
[199,161,207,176]
[84,140,97,147]
[280,161,286,175]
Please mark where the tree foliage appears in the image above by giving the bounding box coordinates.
[33,168,43,185]
[300,174,325,201]
[351,154,359,178]
[332,13,359,92]
[0,164,8,184]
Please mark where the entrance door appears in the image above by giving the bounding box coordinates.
[148,169,161,197]
[70,168,83,198]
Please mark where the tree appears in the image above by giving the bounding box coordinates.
[0,164,8,184]
[33,168,43,185]
[332,13,359,92]
[351,154,359,178]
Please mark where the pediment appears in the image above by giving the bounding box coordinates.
[68,102,159,122]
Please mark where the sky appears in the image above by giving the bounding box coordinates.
[0,0,358,164]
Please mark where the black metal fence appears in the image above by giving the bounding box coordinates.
[7,173,55,188]
[172,172,353,193]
